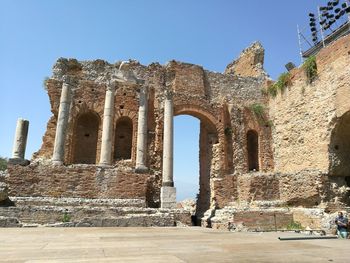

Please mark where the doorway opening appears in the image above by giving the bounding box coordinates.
[174,112,218,225]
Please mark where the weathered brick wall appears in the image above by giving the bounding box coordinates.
[268,35,350,174]
[211,175,236,208]
[237,173,280,202]
[233,211,293,230]
[7,163,151,200]
[212,169,349,208]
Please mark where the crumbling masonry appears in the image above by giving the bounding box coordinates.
[2,34,350,229]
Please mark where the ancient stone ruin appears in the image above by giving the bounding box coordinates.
[1,34,349,230]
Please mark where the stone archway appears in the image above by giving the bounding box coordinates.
[72,111,100,164]
[329,111,350,177]
[174,105,219,222]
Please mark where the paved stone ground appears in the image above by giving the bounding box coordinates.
[0,227,349,262]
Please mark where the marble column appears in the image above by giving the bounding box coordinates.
[52,81,72,165]
[161,91,176,209]
[10,118,29,163]
[135,86,148,173]
[99,84,115,166]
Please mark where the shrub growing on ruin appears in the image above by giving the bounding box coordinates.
[303,56,317,84]
[286,220,304,230]
[275,72,292,93]
[62,212,71,222]
[42,77,49,91]
[0,157,7,171]
[250,103,273,127]
[267,84,278,97]
[267,72,291,97]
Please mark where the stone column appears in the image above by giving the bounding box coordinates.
[52,81,72,165]
[135,86,148,173]
[99,84,115,166]
[161,91,176,209]
[9,118,29,165]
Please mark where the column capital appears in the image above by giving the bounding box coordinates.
[138,85,149,99]
[106,81,117,92]
[62,76,74,87]
[164,89,173,100]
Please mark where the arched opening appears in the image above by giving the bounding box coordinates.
[72,111,99,164]
[174,115,200,201]
[114,117,133,160]
[174,108,218,225]
[247,130,259,171]
[329,111,350,177]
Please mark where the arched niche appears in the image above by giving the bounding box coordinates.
[72,111,100,164]
[114,116,133,160]
[247,129,259,171]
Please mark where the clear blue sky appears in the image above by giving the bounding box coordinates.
[0,0,330,200]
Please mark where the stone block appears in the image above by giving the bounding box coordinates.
[8,158,30,166]
[160,186,176,209]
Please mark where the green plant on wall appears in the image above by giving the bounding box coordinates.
[302,56,317,84]
[0,157,7,171]
[250,103,273,127]
[266,72,291,98]
[267,84,278,97]
[62,212,71,223]
[275,72,292,93]
[43,77,49,90]
[286,220,304,230]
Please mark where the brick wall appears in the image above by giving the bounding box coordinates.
[233,211,293,230]
[7,164,151,201]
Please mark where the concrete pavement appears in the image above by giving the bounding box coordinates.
[0,227,348,262]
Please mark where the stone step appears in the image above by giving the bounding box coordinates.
[0,206,160,223]
[10,196,146,208]
[0,205,191,227]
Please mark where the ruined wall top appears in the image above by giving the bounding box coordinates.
[50,49,267,108]
[224,42,267,78]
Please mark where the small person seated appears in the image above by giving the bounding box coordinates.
[335,211,348,239]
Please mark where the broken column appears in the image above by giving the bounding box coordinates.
[161,90,176,209]
[9,118,29,165]
[135,86,148,173]
[99,83,116,166]
[52,80,72,165]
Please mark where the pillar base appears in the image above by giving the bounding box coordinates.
[98,163,113,168]
[161,186,177,209]
[135,165,148,173]
[8,158,30,166]
[52,160,64,166]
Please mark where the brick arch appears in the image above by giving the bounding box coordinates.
[67,103,103,164]
[113,110,138,163]
[173,104,221,219]
[71,110,101,164]
[174,104,220,133]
